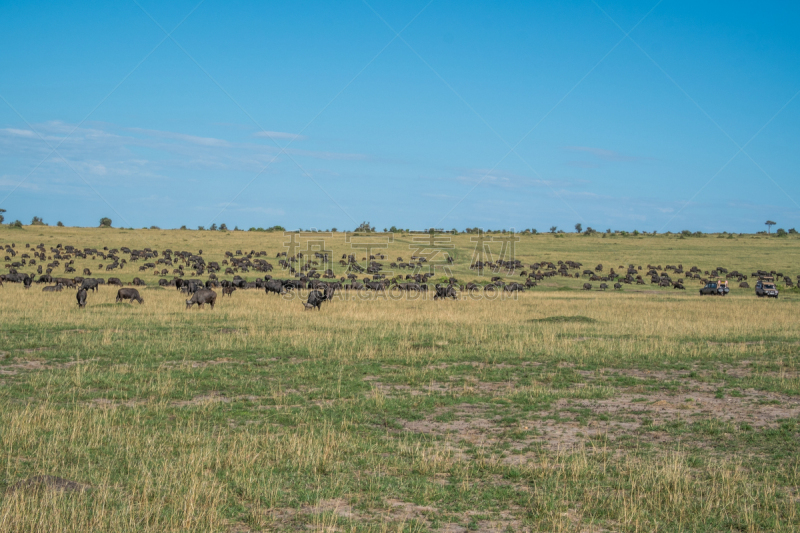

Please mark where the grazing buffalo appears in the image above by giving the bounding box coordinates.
[81,278,101,292]
[304,290,325,310]
[599,283,608,290]
[186,289,217,310]
[223,286,236,297]
[42,284,63,292]
[76,288,87,308]
[614,283,622,290]
[582,283,592,290]
[107,277,122,286]
[116,288,144,304]
[434,284,457,300]
[265,279,287,295]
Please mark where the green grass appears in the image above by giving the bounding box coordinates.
[0,227,799,531]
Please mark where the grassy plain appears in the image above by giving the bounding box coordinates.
[1,226,799,532]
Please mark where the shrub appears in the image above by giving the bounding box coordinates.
[99,217,112,228]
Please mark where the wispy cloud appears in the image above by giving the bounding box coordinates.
[127,127,232,147]
[0,121,366,182]
[253,130,307,141]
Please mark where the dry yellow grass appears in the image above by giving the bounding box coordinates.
[1,227,799,531]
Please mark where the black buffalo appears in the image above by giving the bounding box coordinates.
[81,278,101,292]
[116,288,144,304]
[304,286,335,310]
[186,289,217,310]
[265,279,287,295]
[76,288,87,308]
[434,284,457,300]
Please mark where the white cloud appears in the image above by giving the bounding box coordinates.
[1,128,36,137]
[253,131,307,141]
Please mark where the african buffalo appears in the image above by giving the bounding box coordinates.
[223,286,236,297]
[81,278,101,292]
[434,284,457,300]
[42,284,63,292]
[304,290,325,310]
[77,288,87,308]
[116,288,144,304]
[186,289,217,310]
[265,279,286,295]
[582,283,592,290]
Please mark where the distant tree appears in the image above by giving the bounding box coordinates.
[765,220,776,233]
[574,223,582,233]
[389,225,398,233]
[451,228,458,235]
[31,216,45,226]
[99,217,112,228]
[57,221,64,227]
[355,221,372,232]
[209,223,218,231]
[606,228,611,233]
[0,208,5,224]
[530,228,537,234]
[549,226,557,233]
[198,226,205,231]
[789,228,798,234]
[234,226,239,231]
[11,220,23,228]
[331,227,337,232]
[219,223,228,231]
[776,228,788,237]
[180,225,187,230]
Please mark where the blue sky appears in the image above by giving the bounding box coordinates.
[1,0,798,232]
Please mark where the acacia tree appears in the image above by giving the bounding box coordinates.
[0,208,5,224]
[549,226,557,233]
[765,220,776,233]
[99,217,112,228]
[575,223,582,233]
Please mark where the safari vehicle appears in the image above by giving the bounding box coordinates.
[755,279,779,298]
[699,280,729,296]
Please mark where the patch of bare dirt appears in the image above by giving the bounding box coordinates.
[0,357,98,375]
[20,347,53,354]
[171,392,262,407]
[400,404,502,445]
[6,475,90,494]
[371,379,515,398]
[426,362,518,370]
[575,389,800,430]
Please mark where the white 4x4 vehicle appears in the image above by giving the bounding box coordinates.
[755,280,779,298]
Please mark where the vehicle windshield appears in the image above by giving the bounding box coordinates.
[763,283,775,289]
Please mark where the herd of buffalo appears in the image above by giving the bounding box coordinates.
[1,241,796,310]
